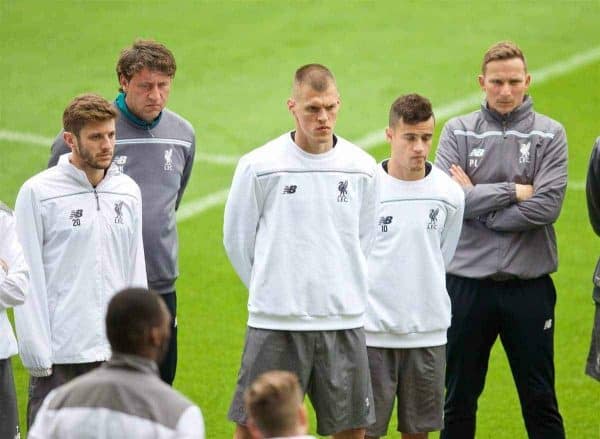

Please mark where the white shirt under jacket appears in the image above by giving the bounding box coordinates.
[0,205,29,359]
[224,132,379,331]
[365,161,465,348]
[14,154,147,375]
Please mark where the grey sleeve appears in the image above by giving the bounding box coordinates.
[434,123,517,219]
[486,127,568,232]
[587,138,600,236]
[175,132,195,210]
[47,130,69,167]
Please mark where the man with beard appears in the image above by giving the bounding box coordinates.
[48,40,195,386]
[29,288,204,438]
[15,93,147,427]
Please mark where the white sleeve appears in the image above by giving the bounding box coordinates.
[0,211,29,311]
[223,158,262,288]
[359,163,380,258]
[129,186,148,288]
[175,405,205,438]
[14,183,53,373]
[440,186,465,266]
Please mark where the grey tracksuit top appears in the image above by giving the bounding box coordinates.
[586,137,600,302]
[434,96,568,279]
[49,105,195,294]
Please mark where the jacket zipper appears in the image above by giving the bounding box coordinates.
[93,189,100,211]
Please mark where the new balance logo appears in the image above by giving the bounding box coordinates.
[282,185,297,194]
[69,209,83,227]
[379,216,393,232]
[543,319,553,330]
[337,180,349,202]
[427,208,439,230]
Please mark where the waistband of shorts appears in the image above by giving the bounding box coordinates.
[248,313,364,331]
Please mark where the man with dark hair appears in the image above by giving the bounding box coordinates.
[585,136,600,382]
[48,39,195,386]
[28,288,205,438]
[15,93,147,427]
[365,94,464,439]
[0,200,28,439]
[244,371,314,439]
[224,64,379,439]
[435,41,567,438]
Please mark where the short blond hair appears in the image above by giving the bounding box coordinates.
[244,371,303,437]
[482,41,527,73]
[63,93,117,137]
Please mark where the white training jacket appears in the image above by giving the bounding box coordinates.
[14,154,147,375]
[224,132,379,331]
[365,162,465,348]
[0,203,29,360]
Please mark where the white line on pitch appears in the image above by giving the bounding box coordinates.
[1,45,597,220]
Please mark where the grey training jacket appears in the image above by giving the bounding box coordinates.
[49,106,195,294]
[586,137,600,302]
[434,96,567,279]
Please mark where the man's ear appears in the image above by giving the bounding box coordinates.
[63,131,76,151]
[298,404,309,433]
[246,418,263,439]
[119,75,129,94]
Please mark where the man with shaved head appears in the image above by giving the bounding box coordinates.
[224,64,379,439]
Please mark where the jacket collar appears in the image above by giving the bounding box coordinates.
[107,352,159,376]
[481,95,533,125]
[115,92,162,130]
[57,153,118,188]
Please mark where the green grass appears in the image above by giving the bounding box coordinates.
[2,1,600,437]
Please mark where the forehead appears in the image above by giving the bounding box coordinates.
[394,116,435,133]
[483,58,527,78]
[129,67,172,83]
[295,83,339,104]
[80,119,115,135]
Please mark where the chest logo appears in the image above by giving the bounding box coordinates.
[427,208,439,230]
[379,216,393,232]
[114,201,124,224]
[337,180,349,202]
[69,209,83,227]
[113,155,127,173]
[469,148,485,168]
[164,148,174,171]
[519,142,531,164]
[283,185,297,194]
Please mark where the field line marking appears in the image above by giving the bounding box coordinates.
[2,45,599,165]
[0,46,597,220]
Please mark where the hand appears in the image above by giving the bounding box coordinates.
[515,184,534,202]
[0,258,7,274]
[450,165,473,188]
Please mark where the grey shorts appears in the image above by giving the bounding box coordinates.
[0,358,20,439]
[586,302,600,381]
[366,345,445,436]
[228,327,375,436]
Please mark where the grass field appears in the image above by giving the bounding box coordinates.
[1,1,599,437]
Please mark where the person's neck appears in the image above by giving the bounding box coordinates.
[69,156,105,187]
[294,133,333,154]
[387,160,425,181]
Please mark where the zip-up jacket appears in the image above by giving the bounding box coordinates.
[48,97,195,294]
[224,132,379,331]
[586,137,600,303]
[365,162,464,348]
[29,353,205,439]
[434,96,568,279]
[14,155,147,375]
[0,203,28,359]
